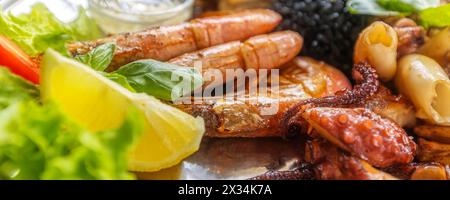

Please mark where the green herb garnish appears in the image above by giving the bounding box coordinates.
[0,3,103,56]
[347,0,449,27]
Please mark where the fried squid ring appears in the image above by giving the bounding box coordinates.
[396,54,450,126]
[354,21,398,82]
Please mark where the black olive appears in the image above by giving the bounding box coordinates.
[272,0,369,76]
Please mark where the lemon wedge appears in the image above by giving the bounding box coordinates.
[40,49,205,172]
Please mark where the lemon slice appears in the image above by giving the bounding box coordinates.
[40,49,205,172]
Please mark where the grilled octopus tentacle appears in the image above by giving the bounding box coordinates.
[248,163,314,180]
[305,140,399,180]
[301,107,416,168]
[281,62,379,138]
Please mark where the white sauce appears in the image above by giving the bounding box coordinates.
[89,0,193,34]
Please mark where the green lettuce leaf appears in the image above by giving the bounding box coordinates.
[0,102,143,180]
[419,4,450,27]
[0,3,103,56]
[0,67,39,110]
[376,0,417,14]
[347,0,449,27]
[347,0,440,15]
[0,68,143,180]
[114,60,203,101]
[347,0,405,15]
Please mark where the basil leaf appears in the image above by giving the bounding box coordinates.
[419,4,450,27]
[101,72,136,92]
[74,43,137,92]
[115,60,203,101]
[75,43,115,71]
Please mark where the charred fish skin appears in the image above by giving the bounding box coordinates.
[181,99,297,138]
[68,9,282,70]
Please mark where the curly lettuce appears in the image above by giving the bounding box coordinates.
[0,3,103,56]
[419,4,450,28]
[0,68,143,180]
[0,68,39,109]
[347,0,440,15]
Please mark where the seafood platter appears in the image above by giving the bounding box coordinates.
[0,0,450,180]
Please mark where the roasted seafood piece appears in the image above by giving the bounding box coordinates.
[249,163,314,180]
[354,18,425,81]
[350,20,419,128]
[354,85,416,128]
[299,107,416,168]
[283,62,381,115]
[169,31,303,86]
[177,57,351,137]
[305,140,398,180]
[410,164,450,180]
[68,9,282,70]
[254,141,450,180]
[354,21,398,81]
[281,62,416,168]
[384,163,450,180]
[282,59,415,130]
[419,27,450,73]
[309,142,449,180]
[393,18,426,57]
[253,140,398,180]
[277,57,351,98]
[415,125,450,144]
[418,138,450,165]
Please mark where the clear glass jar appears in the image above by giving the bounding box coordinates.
[88,0,194,34]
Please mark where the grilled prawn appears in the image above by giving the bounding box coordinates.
[68,9,282,71]
[169,31,303,86]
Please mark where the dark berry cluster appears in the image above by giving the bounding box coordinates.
[273,0,368,74]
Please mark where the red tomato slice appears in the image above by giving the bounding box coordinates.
[0,36,40,84]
